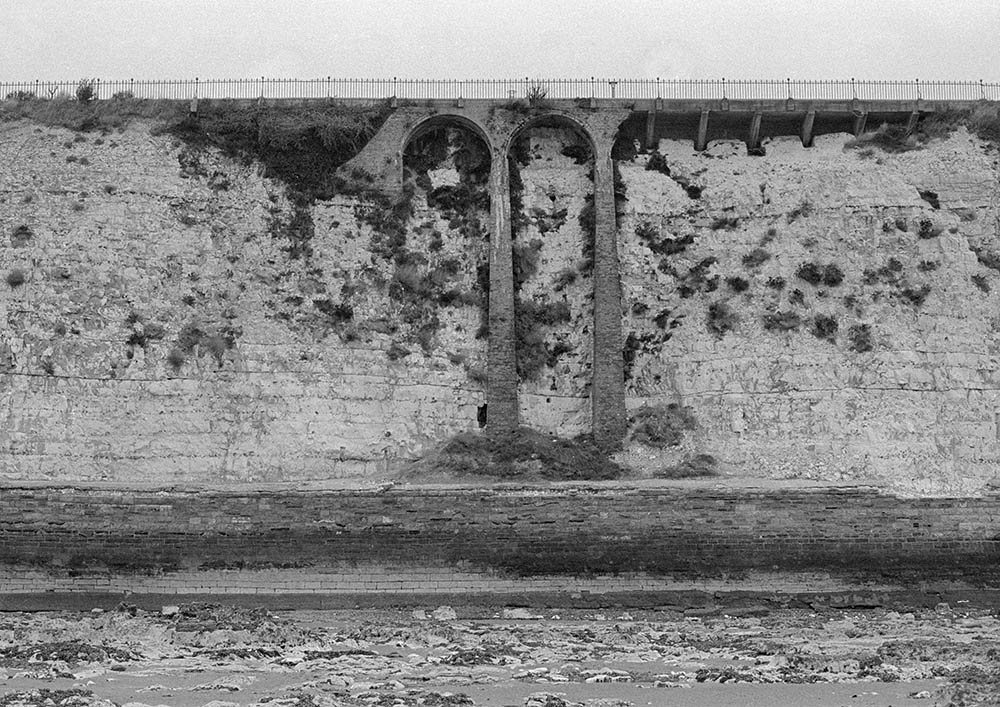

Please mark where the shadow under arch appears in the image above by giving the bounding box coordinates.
[400,113,495,183]
[501,110,597,160]
[502,111,600,437]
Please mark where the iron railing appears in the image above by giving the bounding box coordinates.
[2,78,998,103]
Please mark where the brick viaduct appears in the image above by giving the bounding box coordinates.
[341,96,972,448]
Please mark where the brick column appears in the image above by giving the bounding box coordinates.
[591,142,626,449]
[486,152,518,435]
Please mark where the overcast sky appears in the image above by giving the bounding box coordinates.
[3,0,998,81]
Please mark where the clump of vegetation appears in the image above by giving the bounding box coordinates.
[786,200,814,222]
[166,101,394,201]
[811,314,838,341]
[917,219,942,239]
[645,151,671,175]
[516,299,572,380]
[6,269,26,288]
[386,342,411,361]
[897,284,931,306]
[917,260,939,272]
[10,225,33,246]
[725,276,749,293]
[706,301,738,337]
[75,78,97,103]
[845,123,919,153]
[762,310,802,332]
[788,288,805,305]
[668,257,718,298]
[972,273,990,293]
[796,262,844,287]
[766,276,786,290]
[862,257,904,285]
[847,324,874,352]
[513,238,544,290]
[623,331,667,380]
[629,403,697,447]
[170,321,239,368]
[710,216,739,231]
[741,247,771,268]
[972,247,1000,272]
[655,453,718,479]
[404,427,623,481]
[637,221,695,257]
[552,267,577,292]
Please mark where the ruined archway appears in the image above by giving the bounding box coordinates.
[397,116,494,429]
[503,114,599,437]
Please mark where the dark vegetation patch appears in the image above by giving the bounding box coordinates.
[796,262,844,287]
[862,257,904,286]
[636,221,695,257]
[516,299,572,380]
[845,107,1000,154]
[741,248,771,268]
[167,321,240,370]
[786,201,814,222]
[971,274,990,293]
[655,453,718,479]
[972,247,1000,272]
[917,260,939,272]
[725,276,749,293]
[762,310,802,332]
[10,224,33,247]
[788,288,805,305]
[710,215,739,231]
[847,324,874,352]
[5,269,26,288]
[811,314,838,341]
[404,428,623,481]
[665,257,718,298]
[766,276,786,290]
[896,284,931,307]
[165,102,393,200]
[706,301,737,337]
[623,331,669,380]
[653,308,684,331]
[629,403,697,447]
[645,152,702,198]
[917,219,942,239]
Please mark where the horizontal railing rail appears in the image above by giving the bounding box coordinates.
[2,78,998,103]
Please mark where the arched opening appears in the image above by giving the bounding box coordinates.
[399,117,493,425]
[505,114,597,437]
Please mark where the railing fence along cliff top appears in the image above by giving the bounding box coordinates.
[2,78,999,103]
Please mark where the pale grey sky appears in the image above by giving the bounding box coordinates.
[3,0,998,80]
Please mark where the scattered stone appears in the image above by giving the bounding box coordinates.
[502,608,544,620]
[431,606,458,621]
[412,609,428,620]
[160,605,179,617]
[908,690,932,699]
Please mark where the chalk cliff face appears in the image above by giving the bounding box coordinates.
[617,130,1000,495]
[0,119,486,482]
[1,115,998,493]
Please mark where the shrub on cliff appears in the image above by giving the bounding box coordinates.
[164,101,393,200]
[655,453,718,479]
[403,428,623,481]
[629,404,697,447]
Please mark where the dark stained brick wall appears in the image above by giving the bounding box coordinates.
[1,483,997,582]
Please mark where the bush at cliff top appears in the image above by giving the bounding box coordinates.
[164,101,393,200]
[403,428,623,481]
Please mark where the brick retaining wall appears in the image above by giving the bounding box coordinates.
[1,483,997,586]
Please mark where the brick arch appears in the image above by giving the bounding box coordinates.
[501,111,597,158]
[400,113,495,182]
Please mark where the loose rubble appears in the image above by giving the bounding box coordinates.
[0,602,997,706]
